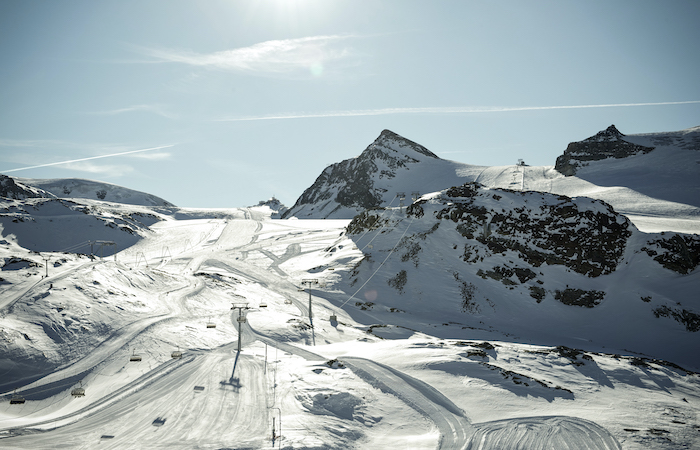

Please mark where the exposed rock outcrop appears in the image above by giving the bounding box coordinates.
[283,130,447,219]
[405,182,632,278]
[0,175,54,200]
[554,125,655,176]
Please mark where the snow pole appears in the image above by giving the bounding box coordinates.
[308,289,313,327]
[271,407,281,446]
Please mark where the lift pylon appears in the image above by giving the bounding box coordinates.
[231,303,249,352]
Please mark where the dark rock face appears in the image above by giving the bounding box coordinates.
[642,234,700,274]
[416,182,632,278]
[554,288,606,308]
[554,125,655,176]
[347,182,635,316]
[0,175,52,200]
[282,129,439,218]
[653,305,700,332]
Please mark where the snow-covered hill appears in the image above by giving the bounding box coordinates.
[15,177,174,207]
[340,182,700,370]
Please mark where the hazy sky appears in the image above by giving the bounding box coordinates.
[1,0,699,208]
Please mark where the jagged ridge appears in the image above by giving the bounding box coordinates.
[283,130,453,219]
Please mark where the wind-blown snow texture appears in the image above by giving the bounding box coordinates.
[0,124,699,449]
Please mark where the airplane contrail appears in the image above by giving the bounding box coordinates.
[2,144,175,173]
[218,100,700,121]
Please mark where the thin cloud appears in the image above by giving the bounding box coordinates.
[217,100,700,122]
[139,35,360,77]
[2,145,175,173]
[130,151,171,161]
[61,161,134,177]
[88,104,177,119]
[0,138,71,149]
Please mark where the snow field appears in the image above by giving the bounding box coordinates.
[0,206,697,448]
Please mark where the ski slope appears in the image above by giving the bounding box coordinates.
[1,208,698,449]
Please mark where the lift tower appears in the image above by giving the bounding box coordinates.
[231,303,249,352]
[301,278,318,328]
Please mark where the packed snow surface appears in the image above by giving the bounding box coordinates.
[1,203,698,449]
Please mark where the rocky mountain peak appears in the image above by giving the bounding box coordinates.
[370,129,440,160]
[282,130,449,219]
[587,124,624,142]
[554,125,655,176]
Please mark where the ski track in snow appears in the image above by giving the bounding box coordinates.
[0,210,647,449]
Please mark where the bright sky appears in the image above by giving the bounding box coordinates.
[1,0,699,208]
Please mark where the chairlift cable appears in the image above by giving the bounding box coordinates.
[339,214,416,309]
[353,195,399,250]
[359,203,401,252]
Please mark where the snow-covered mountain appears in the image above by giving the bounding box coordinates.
[340,182,699,369]
[554,125,656,176]
[1,124,699,449]
[14,177,174,207]
[283,129,473,219]
[0,197,166,256]
[283,126,700,236]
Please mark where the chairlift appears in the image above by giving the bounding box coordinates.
[330,313,338,323]
[206,318,216,329]
[130,349,142,362]
[171,347,183,359]
[260,302,267,308]
[237,315,246,324]
[9,389,25,405]
[71,381,85,398]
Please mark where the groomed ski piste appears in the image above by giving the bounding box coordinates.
[1,200,698,449]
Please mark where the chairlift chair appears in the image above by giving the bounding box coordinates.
[71,381,85,398]
[237,315,246,324]
[206,321,216,329]
[330,313,338,322]
[9,389,25,405]
[171,347,183,359]
[130,349,142,362]
[284,298,292,305]
[260,302,267,308]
